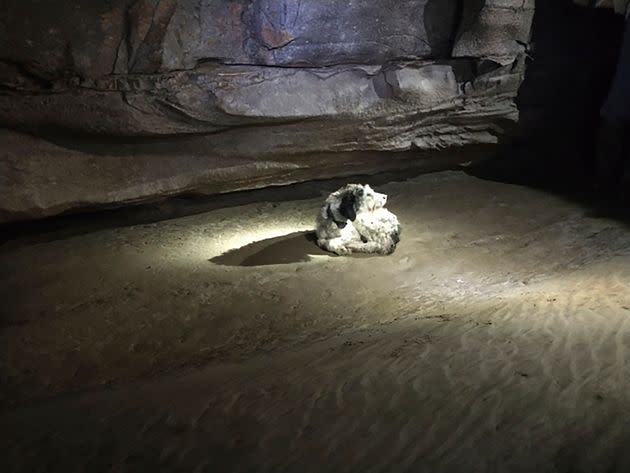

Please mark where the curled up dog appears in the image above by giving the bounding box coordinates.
[315,184,402,256]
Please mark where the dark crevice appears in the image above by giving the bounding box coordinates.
[450,0,487,56]
[450,0,465,55]
[111,10,130,75]
[0,58,53,90]
[123,0,137,70]
[468,0,626,195]
[263,36,299,51]
[0,56,511,97]
[372,70,395,99]
[128,0,178,74]
[423,0,463,58]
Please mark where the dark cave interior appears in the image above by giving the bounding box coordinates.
[1,2,630,473]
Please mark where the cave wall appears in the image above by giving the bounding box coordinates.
[515,0,624,185]
[477,0,626,189]
[0,0,534,223]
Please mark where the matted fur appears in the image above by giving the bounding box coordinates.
[315,184,402,255]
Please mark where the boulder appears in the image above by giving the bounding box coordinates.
[0,0,535,223]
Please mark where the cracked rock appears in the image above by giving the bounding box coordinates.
[0,0,534,222]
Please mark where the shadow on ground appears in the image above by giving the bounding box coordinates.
[210,231,382,266]
[210,231,329,266]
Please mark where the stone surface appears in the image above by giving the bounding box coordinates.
[0,130,493,223]
[0,0,535,223]
[2,0,459,77]
[0,60,524,138]
[453,0,535,64]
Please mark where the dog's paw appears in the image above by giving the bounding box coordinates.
[379,243,397,255]
[334,246,352,256]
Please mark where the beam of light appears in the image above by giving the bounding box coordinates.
[174,214,318,266]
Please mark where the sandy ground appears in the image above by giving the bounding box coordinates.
[1,171,630,472]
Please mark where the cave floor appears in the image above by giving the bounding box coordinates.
[2,171,630,473]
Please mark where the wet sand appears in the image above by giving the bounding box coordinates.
[1,171,630,472]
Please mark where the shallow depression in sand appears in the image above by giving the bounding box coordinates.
[209,231,383,266]
[210,231,326,266]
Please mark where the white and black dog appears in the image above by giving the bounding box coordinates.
[315,184,401,255]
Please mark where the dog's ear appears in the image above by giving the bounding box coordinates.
[339,194,357,221]
[327,204,347,228]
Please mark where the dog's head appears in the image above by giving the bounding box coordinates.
[357,184,387,212]
[328,184,388,225]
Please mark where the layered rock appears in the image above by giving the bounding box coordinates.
[0,0,534,223]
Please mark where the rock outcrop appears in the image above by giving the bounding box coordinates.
[0,0,534,223]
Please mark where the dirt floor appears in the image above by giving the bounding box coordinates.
[1,171,630,473]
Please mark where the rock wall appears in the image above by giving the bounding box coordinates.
[0,0,534,223]
[469,0,625,189]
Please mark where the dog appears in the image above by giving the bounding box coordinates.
[315,184,401,255]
